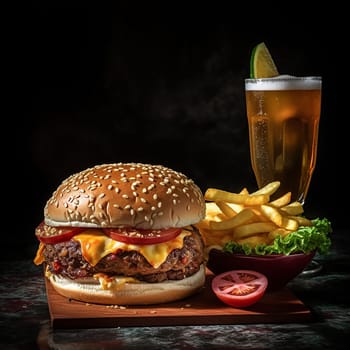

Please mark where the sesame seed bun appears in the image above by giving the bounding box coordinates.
[44,163,206,229]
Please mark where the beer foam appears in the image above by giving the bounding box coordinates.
[245,75,322,91]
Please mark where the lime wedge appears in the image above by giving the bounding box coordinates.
[250,42,279,78]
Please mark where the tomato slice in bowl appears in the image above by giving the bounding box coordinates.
[103,227,182,245]
[211,269,268,308]
[35,221,85,244]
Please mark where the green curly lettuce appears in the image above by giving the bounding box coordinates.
[223,217,332,256]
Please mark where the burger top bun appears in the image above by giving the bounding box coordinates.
[44,163,206,229]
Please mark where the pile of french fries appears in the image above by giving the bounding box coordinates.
[196,181,313,251]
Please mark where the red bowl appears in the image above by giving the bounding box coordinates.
[207,249,315,291]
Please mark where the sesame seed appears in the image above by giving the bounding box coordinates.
[131,181,140,190]
[122,194,129,199]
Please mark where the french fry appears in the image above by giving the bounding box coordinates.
[260,204,299,230]
[288,215,313,227]
[209,208,255,230]
[281,216,299,231]
[233,222,277,240]
[204,188,270,205]
[226,202,244,213]
[251,181,280,196]
[239,187,249,195]
[237,233,269,248]
[269,192,292,207]
[280,201,304,215]
[240,194,271,206]
[216,201,238,218]
[205,202,222,217]
[200,229,227,246]
[260,204,284,226]
[268,228,293,241]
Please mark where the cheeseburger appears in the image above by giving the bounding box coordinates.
[34,163,206,305]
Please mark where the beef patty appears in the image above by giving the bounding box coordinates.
[43,226,204,283]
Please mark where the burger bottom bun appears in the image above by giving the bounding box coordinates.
[49,264,206,305]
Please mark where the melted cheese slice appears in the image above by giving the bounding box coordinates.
[33,242,45,265]
[73,229,192,268]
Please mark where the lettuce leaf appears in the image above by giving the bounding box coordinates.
[223,217,332,256]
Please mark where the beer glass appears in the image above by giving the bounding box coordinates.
[245,75,322,274]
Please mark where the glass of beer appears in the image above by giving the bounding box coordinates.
[245,75,322,205]
[245,75,322,275]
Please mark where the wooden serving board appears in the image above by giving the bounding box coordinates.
[45,270,313,329]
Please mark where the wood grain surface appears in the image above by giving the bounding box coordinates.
[45,270,313,329]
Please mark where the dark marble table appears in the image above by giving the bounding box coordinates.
[1,229,349,350]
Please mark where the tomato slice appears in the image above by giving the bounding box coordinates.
[35,221,85,244]
[211,269,268,308]
[102,227,182,245]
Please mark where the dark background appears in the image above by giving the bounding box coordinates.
[11,7,342,260]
